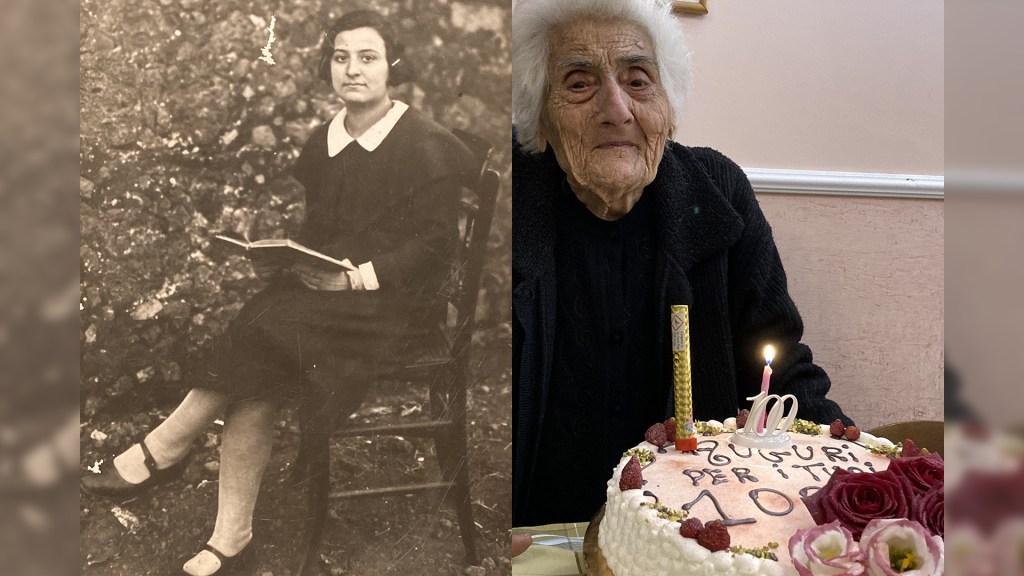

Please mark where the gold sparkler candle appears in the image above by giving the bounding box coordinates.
[671,305,697,452]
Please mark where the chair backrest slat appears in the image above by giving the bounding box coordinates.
[445,130,500,363]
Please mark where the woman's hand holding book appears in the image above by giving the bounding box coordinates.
[292,261,361,291]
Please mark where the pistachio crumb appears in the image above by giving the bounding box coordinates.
[624,447,656,467]
[788,419,821,435]
[694,422,723,436]
[729,544,780,561]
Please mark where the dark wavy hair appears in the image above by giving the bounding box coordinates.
[318,10,413,86]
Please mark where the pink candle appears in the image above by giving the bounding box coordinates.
[760,363,773,394]
[757,345,775,433]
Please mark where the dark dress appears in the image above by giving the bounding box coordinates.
[200,106,473,427]
[530,184,663,522]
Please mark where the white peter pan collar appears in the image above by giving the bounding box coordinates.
[327,100,410,157]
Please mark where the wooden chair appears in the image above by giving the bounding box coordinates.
[868,420,944,457]
[292,129,499,575]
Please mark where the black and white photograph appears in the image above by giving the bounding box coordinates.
[79,1,511,574]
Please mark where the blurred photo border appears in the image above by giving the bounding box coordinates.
[0,0,82,573]
[946,2,1024,572]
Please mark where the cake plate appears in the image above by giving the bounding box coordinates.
[583,505,613,575]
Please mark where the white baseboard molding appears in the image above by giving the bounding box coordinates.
[744,168,944,200]
[945,169,1024,195]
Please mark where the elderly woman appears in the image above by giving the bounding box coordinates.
[83,10,472,575]
[511,0,850,529]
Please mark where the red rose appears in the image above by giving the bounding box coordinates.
[912,486,944,538]
[887,452,944,497]
[947,465,1024,535]
[801,468,910,540]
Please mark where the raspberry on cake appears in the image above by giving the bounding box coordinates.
[735,409,750,429]
[901,438,922,457]
[618,456,643,491]
[696,520,731,552]
[663,417,677,442]
[829,419,846,438]
[678,517,704,539]
[644,423,668,448]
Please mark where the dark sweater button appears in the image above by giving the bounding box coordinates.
[608,227,621,240]
[610,329,623,344]
[610,403,623,416]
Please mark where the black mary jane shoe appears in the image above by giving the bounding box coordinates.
[81,441,189,498]
[181,542,256,576]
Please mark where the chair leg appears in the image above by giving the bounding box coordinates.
[298,433,330,576]
[451,453,478,565]
[291,433,312,486]
[434,383,477,565]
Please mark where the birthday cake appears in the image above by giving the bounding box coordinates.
[596,417,945,576]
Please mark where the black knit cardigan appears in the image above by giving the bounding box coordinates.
[511,136,851,526]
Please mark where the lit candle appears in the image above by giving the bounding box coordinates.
[671,305,697,452]
[758,345,775,433]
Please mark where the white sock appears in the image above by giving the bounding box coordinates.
[182,549,221,576]
[147,388,230,465]
[111,388,229,484]
[111,444,150,484]
[184,398,274,576]
[181,534,252,576]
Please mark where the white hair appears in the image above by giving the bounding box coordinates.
[512,0,692,154]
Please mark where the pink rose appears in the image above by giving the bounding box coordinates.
[860,518,943,576]
[887,453,944,497]
[803,469,910,540]
[911,486,943,538]
[788,521,865,576]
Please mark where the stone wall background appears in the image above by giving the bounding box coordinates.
[80,0,511,418]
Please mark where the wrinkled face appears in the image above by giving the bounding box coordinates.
[331,27,390,107]
[541,18,672,201]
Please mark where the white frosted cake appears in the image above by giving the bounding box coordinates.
[597,419,944,576]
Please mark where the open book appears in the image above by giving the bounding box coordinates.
[214,235,357,271]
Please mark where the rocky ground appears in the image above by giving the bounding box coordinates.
[80,342,512,576]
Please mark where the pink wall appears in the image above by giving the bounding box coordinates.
[677,0,943,175]
[761,196,943,429]
[675,1,944,428]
